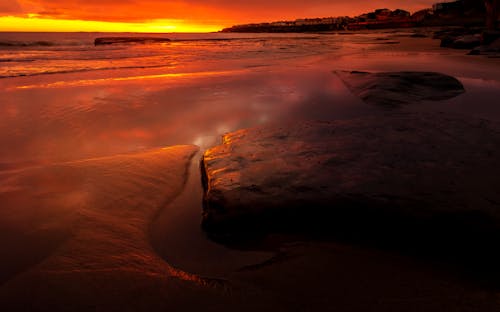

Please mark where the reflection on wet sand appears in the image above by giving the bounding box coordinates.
[13,69,248,90]
[0,66,367,167]
[0,145,213,309]
[1,33,500,311]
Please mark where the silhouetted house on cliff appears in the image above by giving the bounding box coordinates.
[423,0,486,26]
[433,0,485,16]
[221,0,495,33]
[412,9,434,22]
[392,9,411,18]
[374,9,392,20]
[347,8,415,30]
[433,1,463,13]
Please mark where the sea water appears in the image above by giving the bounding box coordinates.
[1,30,499,170]
[0,31,384,167]
[0,32,343,78]
[1,30,500,279]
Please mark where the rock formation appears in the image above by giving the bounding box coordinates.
[485,0,500,30]
[201,113,500,242]
[336,71,465,107]
[469,37,500,55]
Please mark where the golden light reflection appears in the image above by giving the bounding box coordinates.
[0,16,223,33]
[13,70,247,90]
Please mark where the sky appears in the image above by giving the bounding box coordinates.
[0,0,438,32]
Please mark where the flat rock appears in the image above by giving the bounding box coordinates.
[441,34,482,49]
[451,34,482,49]
[201,113,500,238]
[336,71,465,107]
[94,37,171,45]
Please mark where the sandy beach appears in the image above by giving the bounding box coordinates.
[1,30,500,311]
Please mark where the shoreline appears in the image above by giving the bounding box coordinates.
[152,36,500,309]
[1,32,500,310]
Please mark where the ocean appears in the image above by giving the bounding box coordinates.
[0,31,397,165]
[0,32,345,78]
[1,30,500,167]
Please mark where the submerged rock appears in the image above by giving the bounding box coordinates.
[440,34,482,49]
[336,71,465,107]
[94,37,171,45]
[201,113,500,239]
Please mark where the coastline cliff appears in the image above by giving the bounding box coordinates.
[221,1,488,33]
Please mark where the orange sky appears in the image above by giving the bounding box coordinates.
[0,0,438,32]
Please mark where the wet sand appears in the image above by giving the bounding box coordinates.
[0,145,211,310]
[1,31,500,310]
[151,34,500,311]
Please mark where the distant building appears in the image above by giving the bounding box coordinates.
[375,9,392,16]
[391,9,411,18]
[411,8,433,22]
[375,8,392,21]
[432,1,463,13]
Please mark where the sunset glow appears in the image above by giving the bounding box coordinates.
[1,0,500,310]
[0,16,224,33]
[13,70,245,90]
[0,0,437,33]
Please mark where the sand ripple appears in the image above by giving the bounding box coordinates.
[0,145,233,310]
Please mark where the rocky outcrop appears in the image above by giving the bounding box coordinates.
[469,37,500,55]
[482,29,500,44]
[485,0,500,30]
[201,113,500,240]
[94,37,171,45]
[435,28,500,55]
[434,28,482,49]
[441,34,482,49]
[336,71,465,107]
[469,31,500,55]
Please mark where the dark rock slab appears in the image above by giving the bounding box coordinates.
[434,28,482,49]
[469,38,500,56]
[482,30,500,45]
[433,28,481,40]
[453,34,482,49]
[94,37,171,45]
[201,113,500,240]
[441,34,482,49]
[336,71,465,107]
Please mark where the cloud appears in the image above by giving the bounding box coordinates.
[0,0,22,13]
[6,0,438,23]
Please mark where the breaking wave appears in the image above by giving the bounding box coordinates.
[0,64,173,79]
[0,40,90,48]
